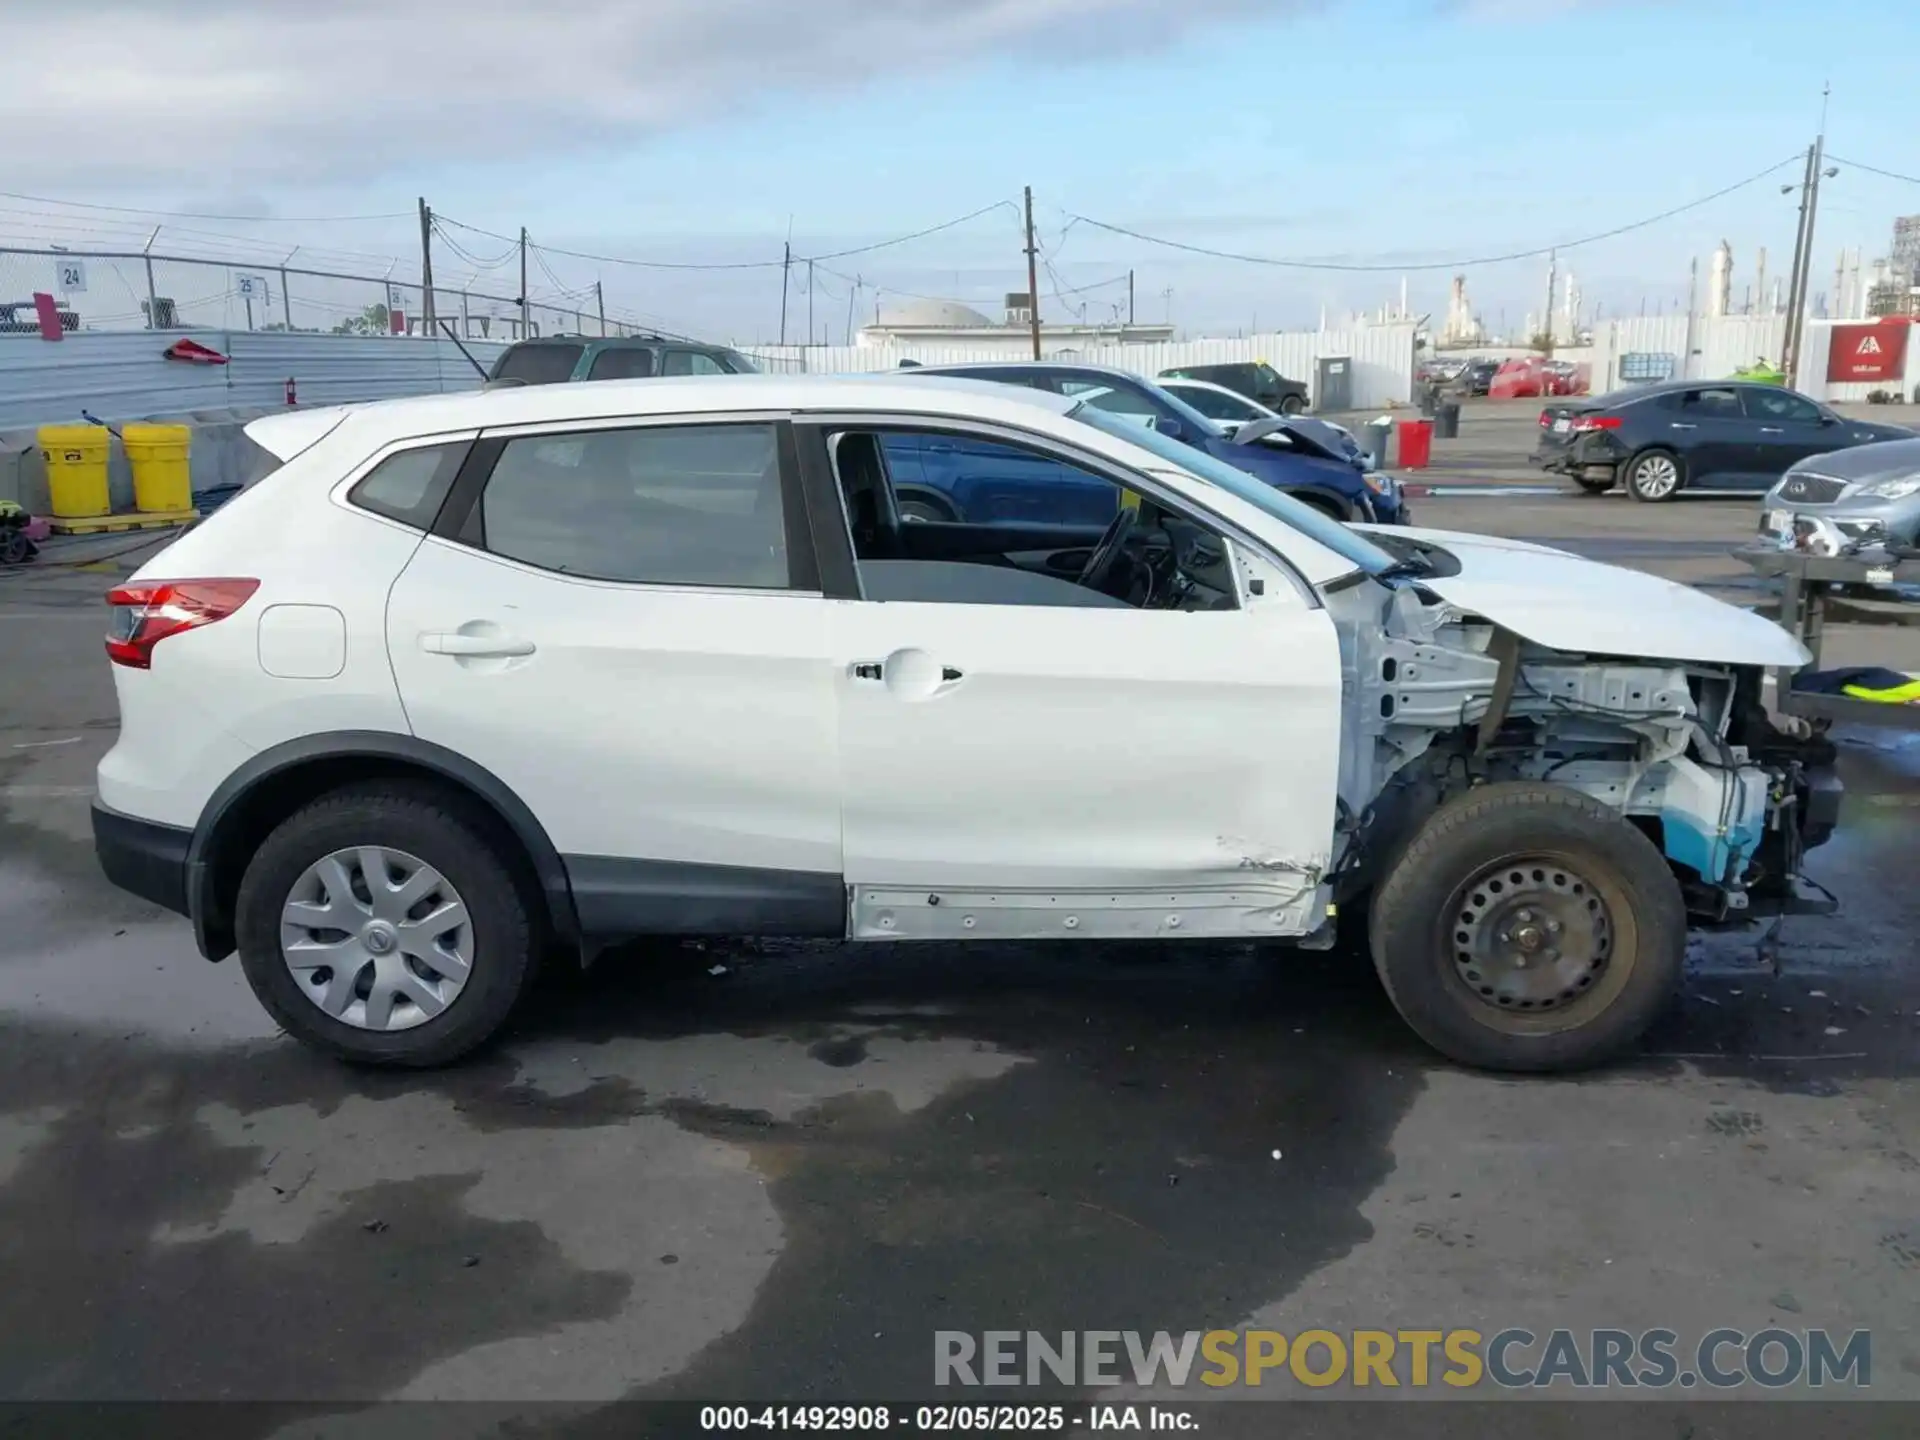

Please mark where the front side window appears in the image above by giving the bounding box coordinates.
[1742,388,1822,424]
[473,423,788,588]
[348,442,468,530]
[1072,405,1397,578]
[491,343,584,385]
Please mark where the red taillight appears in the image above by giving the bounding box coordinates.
[1538,409,1554,427]
[105,578,259,669]
[1571,415,1622,432]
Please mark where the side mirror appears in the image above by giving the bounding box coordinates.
[1819,413,1838,426]
[1154,416,1185,441]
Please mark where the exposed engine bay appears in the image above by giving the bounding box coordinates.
[1324,553,1842,923]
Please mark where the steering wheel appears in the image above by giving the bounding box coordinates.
[1076,506,1140,595]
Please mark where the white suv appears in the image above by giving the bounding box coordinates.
[93,374,1840,1071]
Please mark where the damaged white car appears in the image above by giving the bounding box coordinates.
[91,375,1840,1071]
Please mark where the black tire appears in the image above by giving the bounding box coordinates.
[1368,782,1686,1073]
[1622,448,1684,503]
[1292,492,1350,521]
[235,782,538,1067]
[1570,473,1615,495]
[896,491,957,524]
[1279,394,1307,416]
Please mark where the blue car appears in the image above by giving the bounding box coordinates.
[895,362,1407,526]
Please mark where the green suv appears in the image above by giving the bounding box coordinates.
[486,334,759,386]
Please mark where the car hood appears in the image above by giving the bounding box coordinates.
[1386,527,1809,668]
[1787,434,1920,481]
[1206,434,1357,488]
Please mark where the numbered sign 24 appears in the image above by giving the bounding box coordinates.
[56,259,87,294]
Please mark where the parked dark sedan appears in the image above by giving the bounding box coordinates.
[1533,379,1911,501]
[1453,358,1499,396]
[908,362,1405,523]
[1156,360,1311,415]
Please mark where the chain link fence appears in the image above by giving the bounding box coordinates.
[1,246,661,342]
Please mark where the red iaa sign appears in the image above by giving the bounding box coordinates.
[1826,319,1910,383]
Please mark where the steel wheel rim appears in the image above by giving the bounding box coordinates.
[1450,855,1614,1016]
[1635,456,1678,497]
[279,846,473,1032]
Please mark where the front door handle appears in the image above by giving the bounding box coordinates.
[1669,422,1697,430]
[420,631,536,658]
[851,649,963,700]
[1759,426,1785,434]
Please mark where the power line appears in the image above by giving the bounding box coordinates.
[433,199,1020,273]
[0,190,412,223]
[1063,155,1803,273]
[1828,154,1920,186]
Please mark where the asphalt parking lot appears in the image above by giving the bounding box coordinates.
[2,404,1918,1432]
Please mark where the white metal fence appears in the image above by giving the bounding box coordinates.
[0,330,505,430]
[739,325,1420,410]
[1588,314,1920,402]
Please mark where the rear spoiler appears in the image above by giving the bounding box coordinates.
[242,407,353,463]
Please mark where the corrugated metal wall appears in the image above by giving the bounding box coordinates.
[0,331,506,430]
[741,326,1419,409]
[1584,315,1920,403]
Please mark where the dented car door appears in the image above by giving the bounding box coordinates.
[829,574,1346,941]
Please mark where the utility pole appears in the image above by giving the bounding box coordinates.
[518,227,529,339]
[595,280,606,336]
[142,225,160,330]
[1023,185,1042,360]
[1683,256,1698,378]
[1783,137,1833,389]
[779,241,791,346]
[845,274,859,346]
[1128,269,1135,326]
[807,260,815,351]
[417,197,436,337]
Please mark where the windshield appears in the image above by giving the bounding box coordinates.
[1071,404,1398,578]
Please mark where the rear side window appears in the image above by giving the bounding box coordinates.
[586,347,657,381]
[661,349,731,376]
[492,343,583,385]
[473,423,789,589]
[719,350,759,374]
[348,442,468,530]
[1668,387,1741,418]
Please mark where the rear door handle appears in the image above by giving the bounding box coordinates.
[420,631,536,658]
[1669,423,1697,430]
[1760,427,1785,434]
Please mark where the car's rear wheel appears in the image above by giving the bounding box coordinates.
[1368,782,1686,1073]
[1571,472,1615,494]
[1279,394,1307,416]
[235,783,537,1067]
[1623,449,1684,502]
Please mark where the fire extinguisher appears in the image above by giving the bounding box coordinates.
[285,376,297,407]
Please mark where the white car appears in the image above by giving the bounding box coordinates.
[92,374,1838,1071]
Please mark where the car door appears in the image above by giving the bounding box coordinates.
[384,415,845,937]
[1740,386,1834,479]
[800,419,1344,941]
[1656,386,1751,485]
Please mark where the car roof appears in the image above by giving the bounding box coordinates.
[245,374,1080,459]
[913,361,1135,379]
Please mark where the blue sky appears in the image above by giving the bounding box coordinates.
[8,0,1920,343]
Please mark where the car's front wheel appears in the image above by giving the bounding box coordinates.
[1623,448,1684,502]
[234,783,538,1067]
[1368,782,1686,1072]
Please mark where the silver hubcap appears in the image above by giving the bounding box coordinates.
[279,846,473,1032]
[1634,456,1678,497]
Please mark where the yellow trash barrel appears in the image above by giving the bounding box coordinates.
[38,424,112,519]
[123,423,193,513]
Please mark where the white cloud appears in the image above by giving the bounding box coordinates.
[1,0,1280,189]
